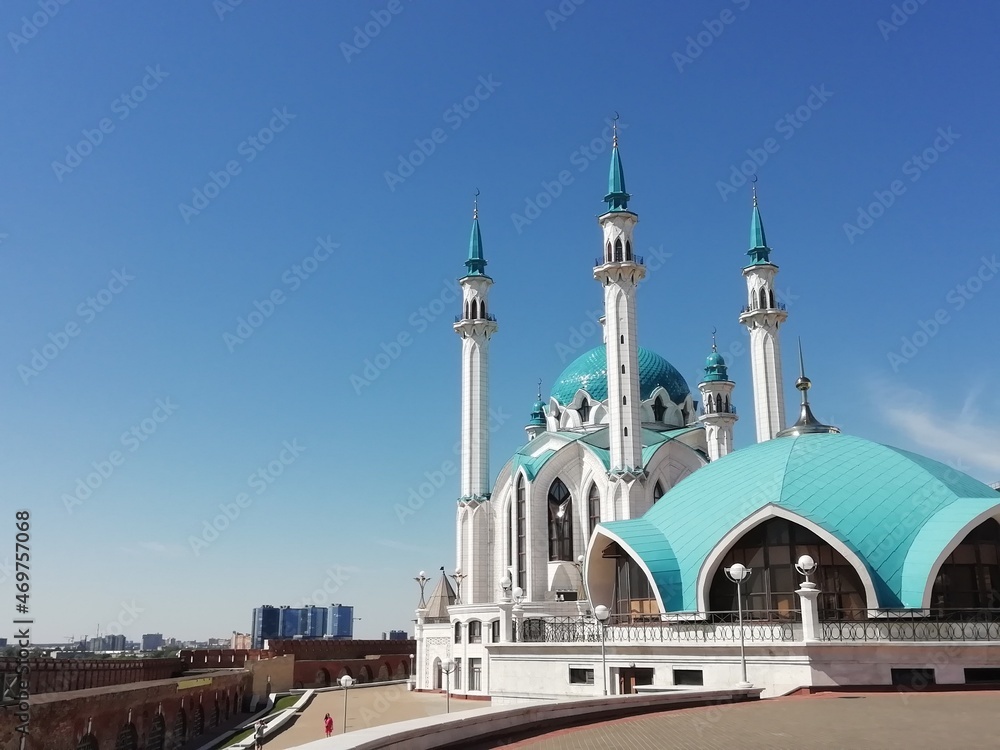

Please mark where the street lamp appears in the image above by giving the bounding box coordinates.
[450,568,467,605]
[594,604,610,696]
[499,575,512,602]
[414,571,430,608]
[339,674,354,734]
[795,554,817,587]
[724,562,752,689]
[442,658,456,714]
[573,554,585,598]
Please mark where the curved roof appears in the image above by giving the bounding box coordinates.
[550,345,690,406]
[601,432,1000,611]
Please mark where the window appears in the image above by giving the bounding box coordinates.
[708,517,866,619]
[620,334,624,344]
[621,364,625,374]
[608,546,658,619]
[758,287,767,310]
[614,238,623,261]
[490,620,500,643]
[468,620,482,644]
[579,398,591,423]
[966,668,1000,684]
[569,668,595,685]
[931,518,1000,610]
[625,240,632,260]
[548,479,573,561]
[673,669,703,686]
[652,397,666,422]
[891,668,935,688]
[516,476,527,590]
[623,427,628,437]
[454,621,462,644]
[469,658,482,691]
[653,481,664,504]
[453,658,462,690]
[588,484,601,534]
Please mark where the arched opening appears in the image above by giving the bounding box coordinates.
[171,709,186,747]
[464,300,469,319]
[316,668,331,687]
[653,481,664,504]
[395,661,409,678]
[210,701,220,728]
[768,289,775,308]
[931,518,1000,610]
[337,666,353,680]
[606,241,612,262]
[758,287,767,310]
[358,665,373,683]
[516,475,527,590]
[708,517,866,620]
[378,663,390,681]
[724,395,731,412]
[621,364,626,374]
[625,240,632,260]
[620,334,624,344]
[468,620,482,643]
[588,484,601,535]
[78,735,99,750]
[602,542,659,621]
[652,397,666,422]
[433,658,443,689]
[622,396,627,405]
[454,621,462,643]
[547,478,573,561]
[115,724,138,750]
[614,238,623,262]
[623,427,628,437]
[579,397,591,423]
[192,703,204,736]
[715,393,723,413]
[145,715,165,750]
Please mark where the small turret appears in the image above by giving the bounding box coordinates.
[525,381,546,441]
[698,330,738,461]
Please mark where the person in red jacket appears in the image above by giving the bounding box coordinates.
[324,712,334,737]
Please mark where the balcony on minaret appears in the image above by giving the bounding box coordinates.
[700,397,736,416]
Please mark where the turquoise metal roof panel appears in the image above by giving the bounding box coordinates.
[602,518,683,611]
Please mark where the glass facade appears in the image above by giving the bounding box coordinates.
[251,603,352,647]
[932,518,1000,610]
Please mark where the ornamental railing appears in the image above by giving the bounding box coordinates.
[594,255,645,267]
[514,612,797,644]
[821,608,1000,642]
[739,302,787,315]
[453,314,498,323]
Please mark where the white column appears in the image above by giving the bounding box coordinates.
[740,264,787,442]
[796,583,821,643]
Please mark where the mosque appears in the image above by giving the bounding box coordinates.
[413,127,1000,701]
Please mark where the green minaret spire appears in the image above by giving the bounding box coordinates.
[747,181,771,264]
[603,117,631,212]
[465,191,487,276]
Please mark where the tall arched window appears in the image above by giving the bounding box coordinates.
[115,724,137,750]
[78,736,99,750]
[758,287,767,310]
[932,518,1000,610]
[768,289,775,308]
[715,394,723,412]
[588,484,601,534]
[653,481,664,504]
[579,398,590,423]
[547,479,573,561]
[464,301,469,319]
[516,476,527,590]
[454,621,462,643]
[606,241,612,263]
[652,397,666,422]
[625,240,632,260]
[172,709,187,746]
[708,517,865,620]
[146,714,166,750]
[614,238,623,262]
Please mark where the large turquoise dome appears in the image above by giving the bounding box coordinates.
[550,345,690,406]
[602,432,1000,612]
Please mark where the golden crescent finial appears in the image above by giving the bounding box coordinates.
[612,111,620,147]
[473,188,480,219]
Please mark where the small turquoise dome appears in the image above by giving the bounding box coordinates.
[602,433,1000,612]
[550,345,690,406]
[528,399,546,426]
[701,351,729,383]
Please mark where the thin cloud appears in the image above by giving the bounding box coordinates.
[375,538,434,554]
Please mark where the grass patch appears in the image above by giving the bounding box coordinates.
[215,695,302,748]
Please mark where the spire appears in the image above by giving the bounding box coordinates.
[465,190,487,276]
[603,115,631,212]
[747,178,771,265]
[777,339,839,437]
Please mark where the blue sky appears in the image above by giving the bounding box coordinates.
[1,1,998,643]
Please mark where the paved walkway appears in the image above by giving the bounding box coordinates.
[264,685,481,749]
[508,691,1000,749]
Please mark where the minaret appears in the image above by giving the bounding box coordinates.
[738,184,787,442]
[524,380,546,441]
[697,330,738,461]
[454,195,498,501]
[593,121,645,474]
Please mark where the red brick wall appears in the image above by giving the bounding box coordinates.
[0,658,183,696]
[292,655,412,688]
[267,639,415,660]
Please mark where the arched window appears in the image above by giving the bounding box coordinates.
[193,703,204,736]
[758,287,767,310]
[516,476,526,590]
[588,484,601,534]
[768,289,775,308]
[620,334,624,344]
[623,427,628,437]
[653,481,664,504]
[547,479,573,561]
[606,241,612,263]
[621,364,625,374]
[172,709,187,746]
[622,396,627,405]
[464,301,469,319]
[468,620,482,643]
[708,517,865,620]
[78,736,99,750]
[724,395,731,412]
[115,724,137,750]
[715,394,723,413]
[625,240,632,260]
[454,621,462,643]
[614,238,623,262]
[652,397,666,422]
[579,398,591,423]
[932,518,1000,610]
[603,542,658,620]
[146,714,166,750]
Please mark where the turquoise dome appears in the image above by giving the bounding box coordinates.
[602,432,1000,612]
[528,399,546,426]
[550,345,690,406]
[701,351,729,382]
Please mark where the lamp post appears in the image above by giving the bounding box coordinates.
[725,563,752,689]
[450,568,467,605]
[795,554,821,642]
[339,674,354,734]
[594,604,610,696]
[414,571,430,608]
[442,658,456,713]
[499,575,512,602]
[573,554,585,599]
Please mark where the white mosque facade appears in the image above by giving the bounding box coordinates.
[413,132,1000,702]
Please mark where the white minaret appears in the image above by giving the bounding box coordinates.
[697,332,738,460]
[454,198,497,500]
[454,198,497,605]
[738,187,787,442]
[593,124,644,473]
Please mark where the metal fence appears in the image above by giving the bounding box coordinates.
[822,608,1000,642]
[514,612,797,644]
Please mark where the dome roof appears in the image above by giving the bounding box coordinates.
[701,351,729,382]
[602,432,1000,612]
[550,345,690,406]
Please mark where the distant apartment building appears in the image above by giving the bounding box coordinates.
[141,633,165,651]
[386,630,408,641]
[231,631,252,650]
[251,604,354,648]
